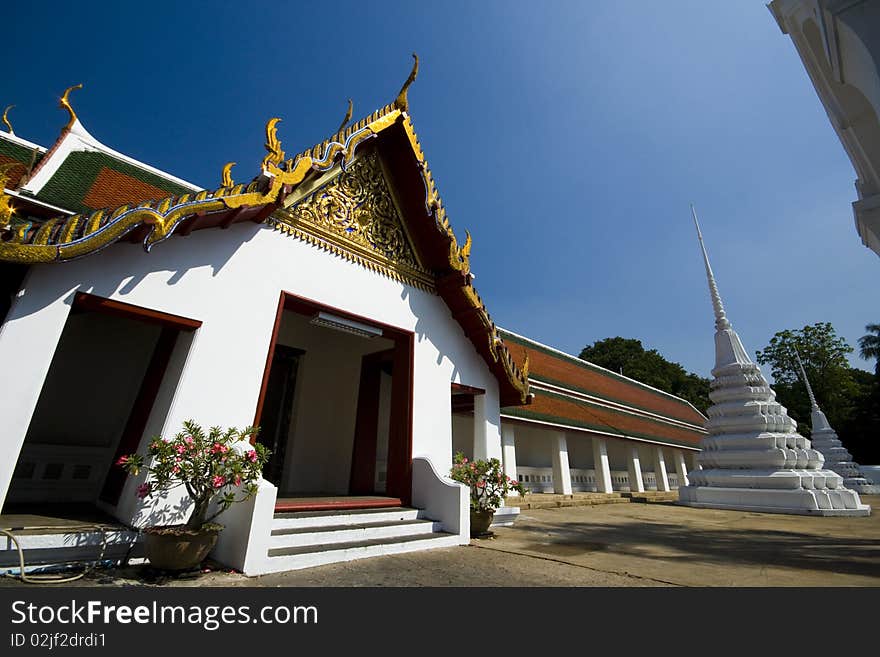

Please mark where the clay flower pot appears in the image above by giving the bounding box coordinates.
[143,524,222,571]
[470,509,495,537]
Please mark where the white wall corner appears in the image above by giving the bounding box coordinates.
[411,455,470,545]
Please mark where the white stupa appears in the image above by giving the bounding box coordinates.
[677,208,870,516]
[792,349,880,495]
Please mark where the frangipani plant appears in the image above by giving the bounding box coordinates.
[117,420,269,531]
[449,451,526,512]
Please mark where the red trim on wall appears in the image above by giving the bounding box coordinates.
[72,292,202,331]
[252,292,287,433]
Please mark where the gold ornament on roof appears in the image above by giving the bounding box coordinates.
[2,105,14,134]
[337,99,353,134]
[60,84,83,130]
[262,117,285,169]
[0,164,17,229]
[394,53,419,112]
[221,162,235,187]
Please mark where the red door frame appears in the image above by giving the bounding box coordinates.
[253,291,415,505]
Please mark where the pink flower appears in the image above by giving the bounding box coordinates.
[172,465,180,474]
[461,458,468,464]
[212,475,226,489]
[136,482,151,499]
[246,450,258,463]
[115,455,129,466]
[184,436,194,444]
[476,481,485,488]
[175,444,187,454]
[234,476,242,487]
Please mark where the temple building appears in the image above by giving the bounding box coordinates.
[0,65,704,575]
[769,0,880,257]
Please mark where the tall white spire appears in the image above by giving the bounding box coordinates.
[792,348,819,410]
[791,348,879,493]
[691,205,731,332]
[678,208,870,516]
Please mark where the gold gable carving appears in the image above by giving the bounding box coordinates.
[267,151,435,291]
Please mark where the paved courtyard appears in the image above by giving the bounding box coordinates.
[5,495,878,587]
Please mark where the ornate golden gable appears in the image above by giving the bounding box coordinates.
[267,150,434,290]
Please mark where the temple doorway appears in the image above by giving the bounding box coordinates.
[2,293,198,514]
[254,294,414,509]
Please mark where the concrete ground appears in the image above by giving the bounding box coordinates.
[3,495,878,587]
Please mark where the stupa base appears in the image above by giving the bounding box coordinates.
[845,482,880,495]
[678,485,871,516]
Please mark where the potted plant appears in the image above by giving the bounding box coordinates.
[117,420,269,571]
[449,451,526,537]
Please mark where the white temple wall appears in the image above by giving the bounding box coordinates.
[0,222,499,517]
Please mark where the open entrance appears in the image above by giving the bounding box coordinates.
[2,293,200,517]
[254,293,414,512]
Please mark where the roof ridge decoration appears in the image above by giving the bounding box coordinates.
[2,105,13,135]
[337,99,354,134]
[59,84,83,132]
[0,56,530,404]
[221,162,235,188]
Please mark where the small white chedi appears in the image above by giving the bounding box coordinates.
[677,209,870,515]
[792,349,880,495]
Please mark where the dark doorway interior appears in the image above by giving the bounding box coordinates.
[255,345,304,486]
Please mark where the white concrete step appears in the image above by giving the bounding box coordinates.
[269,518,443,549]
[263,531,460,573]
[271,506,423,531]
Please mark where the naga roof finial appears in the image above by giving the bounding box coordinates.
[394,53,419,112]
[337,98,353,133]
[60,83,83,130]
[2,105,14,135]
[262,117,285,169]
[692,204,731,332]
[221,162,236,188]
[792,347,819,410]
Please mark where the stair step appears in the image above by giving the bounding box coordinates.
[269,519,442,549]
[272,507,421,531]
[261,531,461,573]
[268,531,456,559]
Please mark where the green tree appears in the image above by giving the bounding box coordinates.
[858,323,880,377]
[579,337,711,414]
[754,322,855,429]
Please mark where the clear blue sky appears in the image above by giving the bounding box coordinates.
[5,1,877,378]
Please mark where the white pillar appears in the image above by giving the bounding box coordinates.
[627,446,645,493]
[473,394,502,462]
[592,436,613,493]
[500,423,519,496]
[551,432,572,495]
[673,450,690,488]
[0,288,72,510]
[654,446,670,492]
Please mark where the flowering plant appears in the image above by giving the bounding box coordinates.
[117,420,269,531]
[449,452,526,512]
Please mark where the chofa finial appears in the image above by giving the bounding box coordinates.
[692,205,731,332]
[2,105,14,135]
[337,98,353,133]
[221,162,236,188]
[394,53,419,112]
[262,117,285,169]
[60,84,83,130]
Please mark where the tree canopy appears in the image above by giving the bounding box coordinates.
[579,337,710,414]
